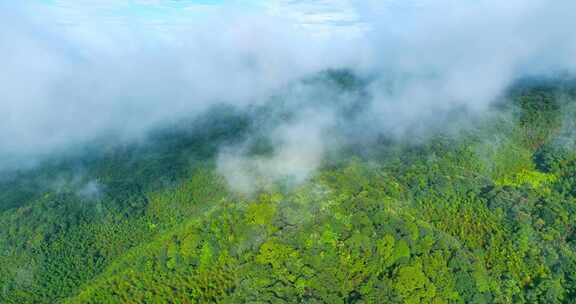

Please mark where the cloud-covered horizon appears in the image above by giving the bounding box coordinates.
[1,0,576,183]
[1,0,357,170]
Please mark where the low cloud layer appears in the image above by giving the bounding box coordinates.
[355,0,576,132]
[1,1,576,190]
[0,1,349,170]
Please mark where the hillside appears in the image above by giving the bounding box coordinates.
[1,73,576,303]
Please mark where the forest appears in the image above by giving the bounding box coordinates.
[1,71,576,303]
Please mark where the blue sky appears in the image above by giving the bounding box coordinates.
[30,0,365,38]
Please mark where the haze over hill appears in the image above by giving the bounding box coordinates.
[2,0,576,176]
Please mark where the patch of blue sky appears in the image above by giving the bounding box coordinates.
[30,0,368,39]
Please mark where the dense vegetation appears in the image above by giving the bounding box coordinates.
[1,72,576,303]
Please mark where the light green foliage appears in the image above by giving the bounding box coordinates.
[394,260,436,304]
[496,169,557,189]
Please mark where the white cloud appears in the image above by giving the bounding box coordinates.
[1,0,576,178]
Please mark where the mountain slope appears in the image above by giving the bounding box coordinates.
[1,75,576,303]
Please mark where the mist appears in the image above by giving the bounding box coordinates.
[0,1,351,171]
[1,0,576,191]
